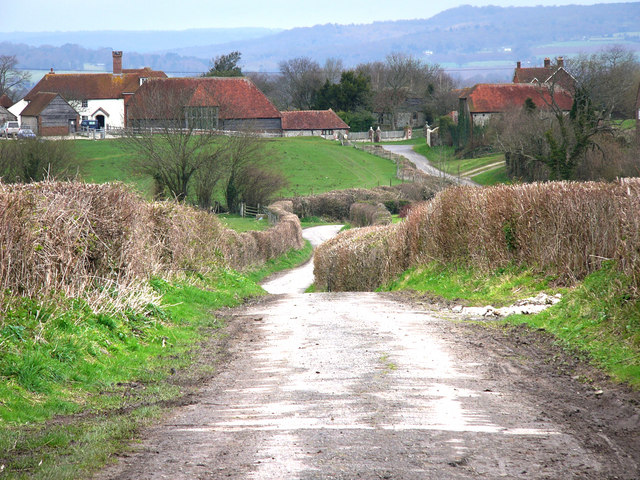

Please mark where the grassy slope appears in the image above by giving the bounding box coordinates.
[73,137,401,199]
[265,137,401,196]
[74,140,152,195]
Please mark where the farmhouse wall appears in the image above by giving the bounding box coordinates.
[221,118,282,132]
[76,99,125,129]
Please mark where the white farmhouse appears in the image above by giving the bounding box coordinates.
[22,51,166,130]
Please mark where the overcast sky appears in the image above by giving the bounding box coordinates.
[1,0,634,32]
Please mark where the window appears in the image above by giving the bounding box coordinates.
[81,100,88,108]
[184,106,219,130]
[82,115,88,121]
[140,77,148,86]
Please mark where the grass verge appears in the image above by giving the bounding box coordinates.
[0,266,270,478]
[383,261,640,388]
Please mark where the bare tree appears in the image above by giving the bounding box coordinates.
[278,57,324,110]
[322,58,344,85]
[0,55,31,100]
[123,81,226,202]
[567,46,640,119]
[222,131,269,211]
[247,72,289,110]
[359,53,453,129]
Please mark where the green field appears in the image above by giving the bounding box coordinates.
[265,137,401,196]
[73,137,401,200]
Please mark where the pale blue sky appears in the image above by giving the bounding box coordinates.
[1,0,635,32]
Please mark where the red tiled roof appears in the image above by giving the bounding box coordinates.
[281,109,349,130]
[0,94,13,108]
[24,69,167,102]
[129,77,281,120]
[460,84,574,113]
[21,92,60,116]
[513,64,575,92]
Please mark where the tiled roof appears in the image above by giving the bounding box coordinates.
[24,69,167,101]
[513,65,575,92]
[0,94,13,108]
[21,92,60,116]
[129,77,281,120]
[281,109,349,130]
[460,83,574,113]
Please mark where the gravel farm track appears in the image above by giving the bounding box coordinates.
[95,226,640,480]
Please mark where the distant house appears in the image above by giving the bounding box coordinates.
[513,57,575,93]
[458,83,574,127]
[23,51,166,130]
[127,77,282,132]
[20,92,79,136]
[0,106,17,124]
[281,109,349,138]
[8,99,28,121]
[375,97,426,130]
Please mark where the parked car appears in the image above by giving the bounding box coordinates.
[80,119,99,130]
[17,127,36,139]
[1,121,20,138]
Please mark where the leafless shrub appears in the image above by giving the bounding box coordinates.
[290,180,447,221]
[349,202,392,227]
[236,165,289,206]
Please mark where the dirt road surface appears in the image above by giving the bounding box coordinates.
[96,227,640,479]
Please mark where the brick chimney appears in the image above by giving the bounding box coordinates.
[544,57,551,68]
[516,61,521,69]
[556,56,564,68]
[112,51,123,75]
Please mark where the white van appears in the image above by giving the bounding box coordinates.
[1,121,20,138]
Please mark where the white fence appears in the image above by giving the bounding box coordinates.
[348,130,408,142]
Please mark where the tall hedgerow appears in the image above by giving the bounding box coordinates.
[314,180,640,293]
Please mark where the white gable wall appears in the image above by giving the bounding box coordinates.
[8,99,28,124]
[76,99,125,128]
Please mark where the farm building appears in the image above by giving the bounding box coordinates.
[20,92,79,136]
[513,57,575,93]
[374,97,426,130]
[0,106,16,124]
[23,51,166,130]
[458,83,574,127]
[281,109,349,138]
[127,77,282,133]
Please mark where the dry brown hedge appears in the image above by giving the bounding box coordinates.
[349,202,392,227]
[0,182,303,309]
[289,180,450,221]
[314,180,640,292]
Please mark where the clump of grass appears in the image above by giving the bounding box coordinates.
[382,263,557,307]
